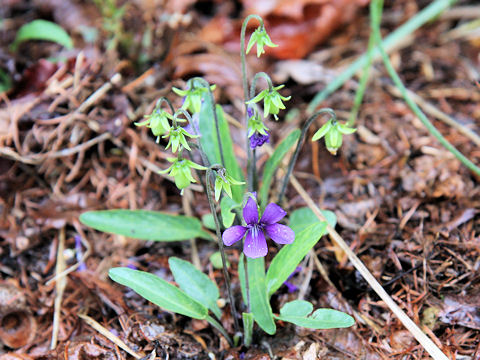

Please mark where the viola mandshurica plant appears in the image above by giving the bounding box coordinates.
[80,14,356,350]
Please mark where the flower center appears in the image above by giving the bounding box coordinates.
[249,223,263,238]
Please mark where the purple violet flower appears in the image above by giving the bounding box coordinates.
[249,131,270,149]
[222,194,294,258]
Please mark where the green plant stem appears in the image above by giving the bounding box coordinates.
[192,77,225,167]
[207,315,233,347]
[371,0,480,176]
[249,72,274,98]
[205,168,240,334]
[247,72,274,191]
[278,108,336,204]
[241,15,264,193]
[307,0,458,114]
[156,96,176,115]
[347,30,375,127]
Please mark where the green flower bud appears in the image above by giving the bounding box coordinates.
[214,168,245,201]
[312,119,356,155]
[246,85,290,120]
[159,158,207,190]
[164,127,199,153]
[135,109,172,142]
[172,84,216,114]
[246,26,278,58]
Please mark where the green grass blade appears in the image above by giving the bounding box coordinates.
[308,0,458,113]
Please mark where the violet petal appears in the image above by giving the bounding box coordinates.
[223,225,247,246]
[260,203,286,225]
[265,223,295,244]
[243,196,259,225]
[243,228,268,258]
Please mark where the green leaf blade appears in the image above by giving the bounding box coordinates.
[247,257,276,335]
[80,209,210,242]
[168,257,222,319]
[11,20,73,51]
[109,267,208,319]
[277,301,354,329]
[279,300,313,318]
[289,207,337,234]
[259,129,300,208]
[266,222,327,297]
[199,100,245,203]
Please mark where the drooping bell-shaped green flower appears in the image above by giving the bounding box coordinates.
[214,168,245,201]
[135,108,172,142]
[246,26,278,58]
[163,127,199,153]
[159,157,207,190]
[246,85,290,120]
[312,120,356,155]
[172,84,216,114]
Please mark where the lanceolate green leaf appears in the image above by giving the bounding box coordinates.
[109,267,208,319]
[168,257,222,319]
[259,129,300,207]
[266,222,327,297]
[11,20,73,51]
[199,98,245,202]
[276,300,354,329]
[247,257,276,334]
[80,210,210,241]
[289,207,337,234]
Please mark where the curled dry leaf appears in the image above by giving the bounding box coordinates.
[438,294,480,330]
[0,283,36,348]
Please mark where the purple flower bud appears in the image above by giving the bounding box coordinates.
[249,131,270,149]
[247,106,254,118]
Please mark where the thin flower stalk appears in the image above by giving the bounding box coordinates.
[205,168,240,334]
[240,15,264,192]
[278,108,337,204]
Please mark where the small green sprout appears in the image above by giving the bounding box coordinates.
[312,119,356,155]
[246,26,278,57]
